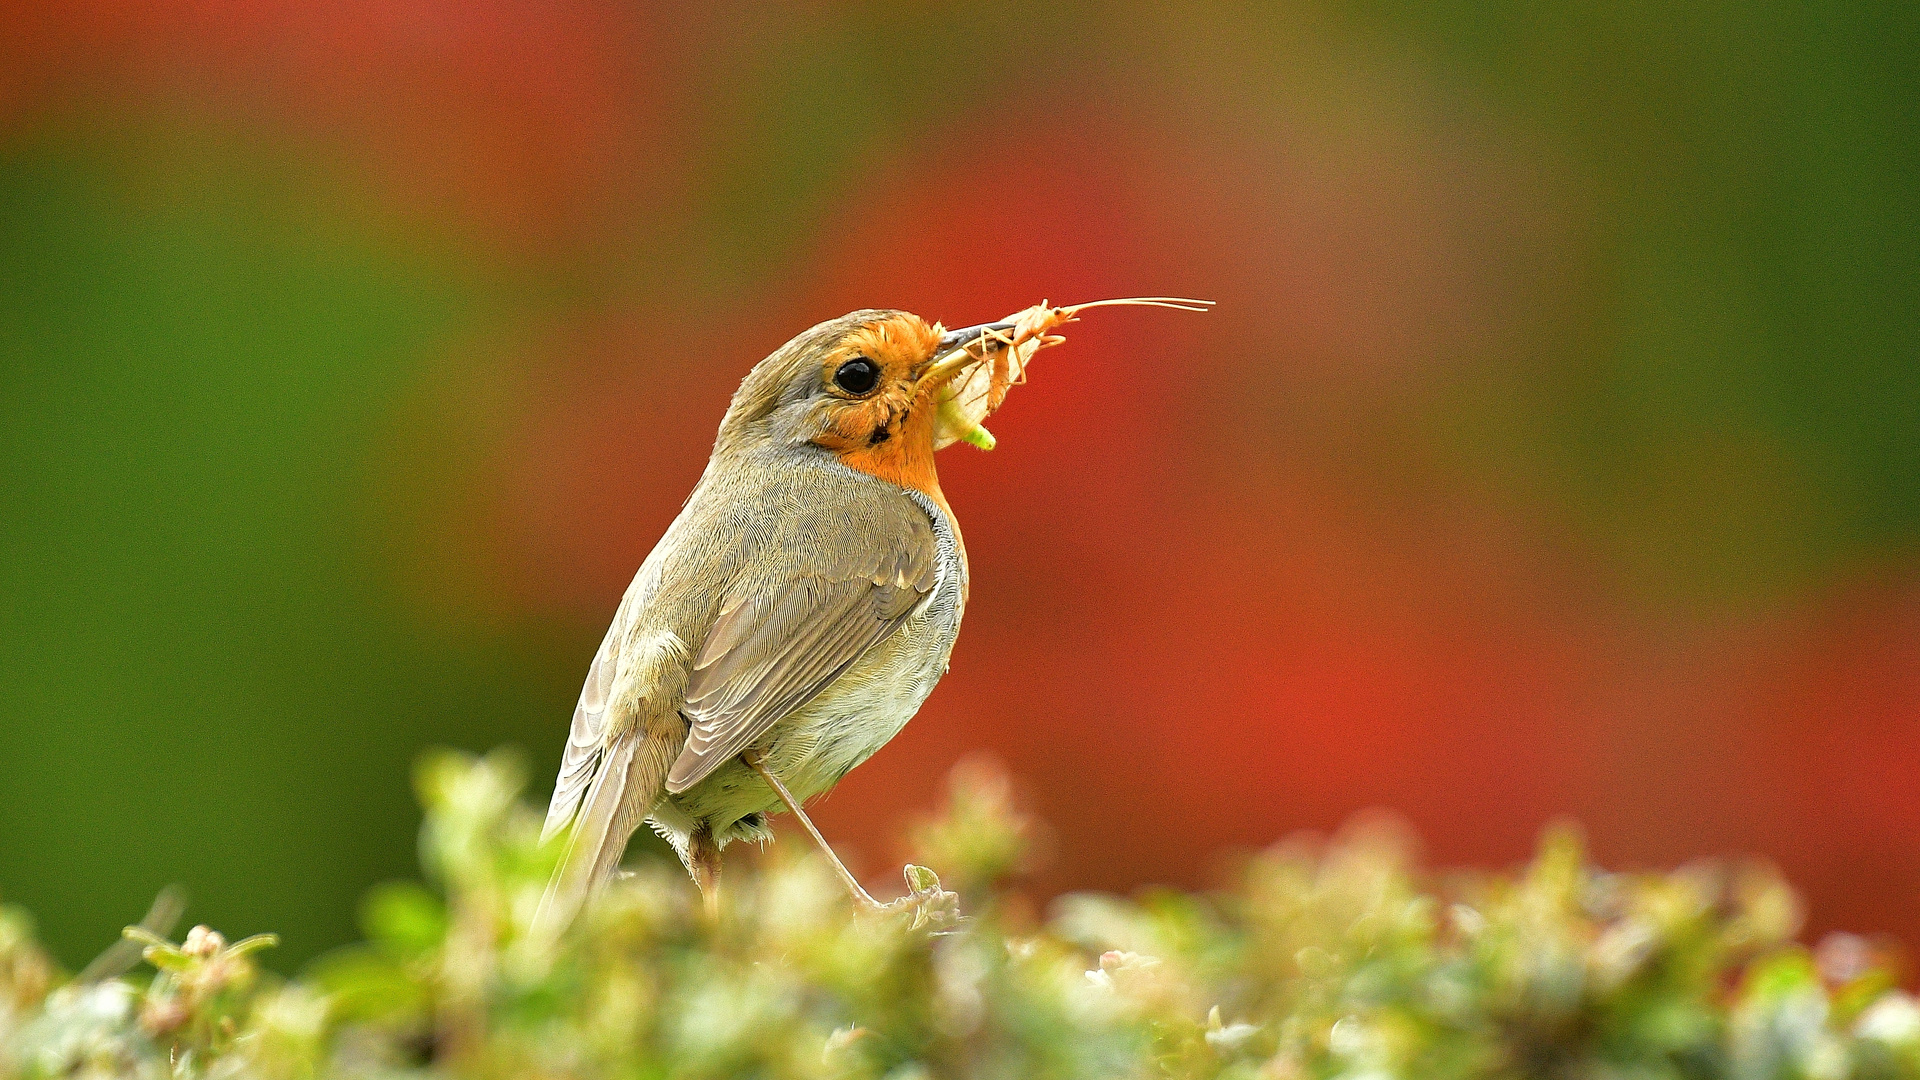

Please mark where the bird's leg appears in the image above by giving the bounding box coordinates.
[742,750,883,907]
[687,824,722,919]
[741,750,961,926]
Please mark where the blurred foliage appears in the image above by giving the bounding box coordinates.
[0,121,592,967]
[1380,0,1920,602]
[4,750,1918,1079]
[4,0,1917,977]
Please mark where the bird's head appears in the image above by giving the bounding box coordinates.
[714,308,1015,498]
[713,299,1209,497]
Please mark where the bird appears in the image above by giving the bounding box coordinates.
[533,297,1211,933]
[534,307,1012,933]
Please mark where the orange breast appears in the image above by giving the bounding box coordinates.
[834,404,943,501]
[811,311,966,574]
[829,399,967,594]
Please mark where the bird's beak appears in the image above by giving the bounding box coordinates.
[916,320,1019,391]
[936,320,1019,354]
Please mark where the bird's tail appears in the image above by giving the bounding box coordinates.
[529,734,666,941]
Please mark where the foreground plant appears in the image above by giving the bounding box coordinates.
[3,749,1917,1079]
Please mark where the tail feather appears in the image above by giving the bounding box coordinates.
[531,734,665,940]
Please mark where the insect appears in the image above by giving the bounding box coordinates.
[931,297,1215,451]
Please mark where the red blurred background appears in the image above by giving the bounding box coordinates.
[2,1,1915,970]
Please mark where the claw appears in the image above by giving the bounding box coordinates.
[859,865,962,930]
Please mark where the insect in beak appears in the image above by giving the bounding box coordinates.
[916,321,1020,390]
[920,297,1215,451]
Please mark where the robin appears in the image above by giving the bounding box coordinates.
[535,299,1208,932]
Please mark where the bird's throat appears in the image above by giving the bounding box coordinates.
[823,399,952,518]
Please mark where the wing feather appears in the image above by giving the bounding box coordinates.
[665,510,938,794]
[543,613,624,842]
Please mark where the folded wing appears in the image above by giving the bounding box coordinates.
[666,513,937,794]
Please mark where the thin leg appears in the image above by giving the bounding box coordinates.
[687,825,722,919]
[742,750,881,908]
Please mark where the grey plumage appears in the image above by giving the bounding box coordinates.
[670,506,937,793]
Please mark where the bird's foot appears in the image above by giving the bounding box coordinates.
[860,865,961,930]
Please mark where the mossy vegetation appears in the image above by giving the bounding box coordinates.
[3,749,1915,1079]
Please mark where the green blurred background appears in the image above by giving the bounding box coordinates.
[2,1,1915,972]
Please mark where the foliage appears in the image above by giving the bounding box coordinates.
[3,749,1917,1080]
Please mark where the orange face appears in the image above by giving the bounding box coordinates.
[809,313,953,505]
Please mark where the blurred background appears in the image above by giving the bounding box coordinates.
[2,1,1915,972]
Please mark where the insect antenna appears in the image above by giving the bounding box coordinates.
[1060,296,1215,314]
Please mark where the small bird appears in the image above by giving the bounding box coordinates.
[536,300,1208,931]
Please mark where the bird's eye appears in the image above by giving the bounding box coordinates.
[833,357,880,395]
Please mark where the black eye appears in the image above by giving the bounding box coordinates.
[833,357,880,395]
